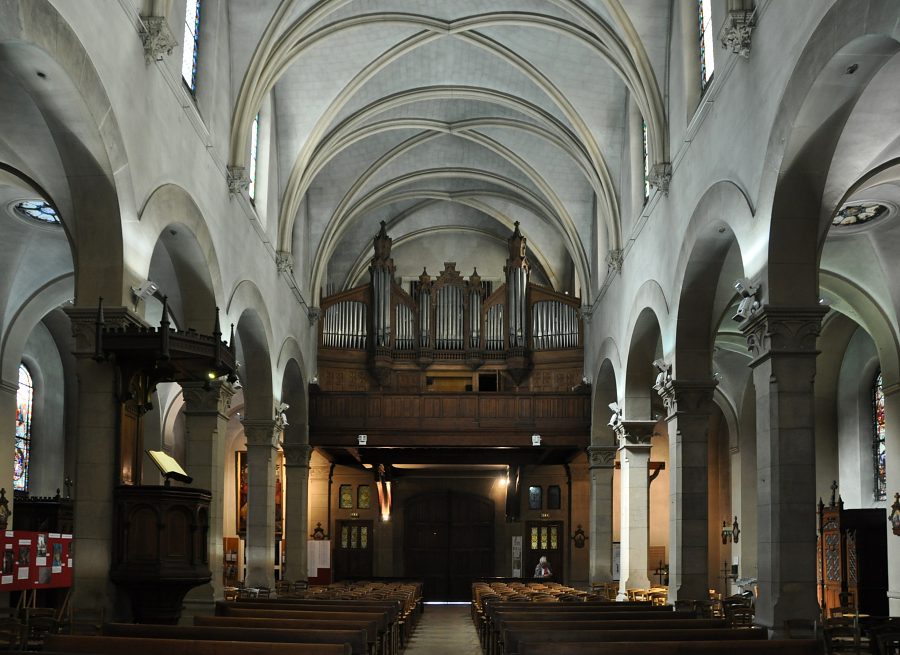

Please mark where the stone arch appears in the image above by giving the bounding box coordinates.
[623,307,663,421]
[277,338,308,445]
[228,283,275,421]
[757,1,900,304]
[138,184,225,329]
[591,355,619,447]
[671,186,748,380]
[0,0,130,305]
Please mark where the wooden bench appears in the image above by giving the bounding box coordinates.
[102,623,368,655]
[486,610,697,652]
[194,615,379,653]
[516,640,824,655]
[215,605,391,655]
[503,628,767,655]
[44,635,351,655]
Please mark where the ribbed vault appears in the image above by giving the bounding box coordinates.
[227,0,669,304]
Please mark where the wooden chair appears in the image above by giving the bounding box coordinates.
[727,606,756,629]
[65,606,105,635]
[875,631,900,655]
[824,616,864,654]
[784,618,818,640]
[23,607,58,650]
[0,618,23,651]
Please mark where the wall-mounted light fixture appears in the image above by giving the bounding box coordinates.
[722,516,740,544]
[890,493,900,536]
[531,434,541,446]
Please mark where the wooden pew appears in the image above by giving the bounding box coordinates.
[101,623,368,655]
[503,627,767,655]
[44,635,351,655]
[516,640,824,655]
[195,615,379,654]
[216,605,391,655]
[486,609,698,652]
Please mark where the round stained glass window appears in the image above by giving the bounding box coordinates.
[14,200,61,225]
[832,202,889,228]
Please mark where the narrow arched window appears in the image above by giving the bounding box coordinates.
[181,0,201,92]
[873,370,886,501]
[248,113,260,202]
[14,364,34,492]
[699,0,715,90]
[641,121,650,202]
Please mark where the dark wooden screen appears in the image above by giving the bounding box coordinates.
[404,492,494,600]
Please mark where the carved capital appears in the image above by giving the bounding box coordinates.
[615,419,656,448]
[740,305,828,364]
[308,307,321,326]
[606,249,624,274]
[656,378,717,419]
[276,251,294,274]
[649,163,672,195]
[181,380,235,416]
[579,303,594,325]
[587,445,617,469]
[227,166,250,194]
[140,15,177,64]
[282,443,312,468]
[720,10,754,59]
[242,418,278,448]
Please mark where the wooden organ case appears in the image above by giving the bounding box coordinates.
[311,221,590,443]
[817,490,888,616]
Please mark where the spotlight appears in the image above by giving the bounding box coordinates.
[131,280,159,301]
[732,278,760,322]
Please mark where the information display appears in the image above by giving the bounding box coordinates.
[0,531,73,590]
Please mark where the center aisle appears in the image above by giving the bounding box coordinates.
[405,604,482,655]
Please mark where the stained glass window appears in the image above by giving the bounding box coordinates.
[528,486,542,510]
[15,200,60,225]
[873,371,886,502]
[339,484,353,509]
[547,485,561,510]
[699,0,715,90]
[14,364,33,492]
[358,484,371,509]
[248,114,260,201]
[642,121,650,201]
[181,0,201,92]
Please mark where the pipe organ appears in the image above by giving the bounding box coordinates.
[318,221,584,389]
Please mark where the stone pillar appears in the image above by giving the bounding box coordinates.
[282,443,312,582]
[656,374,717,603]
[180,380,235,619]
[615,420,655,599]
[880,384,900,615]
[65,306,143,618]
[242,419,279,588]
[587,445,617,583]
[740,306,827,631]
[0,380,17,505]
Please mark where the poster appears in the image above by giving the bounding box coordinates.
[0,531,72,591]
[236,450,284,536]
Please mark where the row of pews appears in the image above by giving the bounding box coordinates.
[27,580,423,655]
[473,582,824,655]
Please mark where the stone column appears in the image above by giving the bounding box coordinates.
[180,380,235,619]
[656,373,717,603]
[65,305,143,618]
[880,384,900,615]
[282,443,312,582]
[740,306,827,631]
[587,445,617,583]
[242,418,279,588]
[0,380,17,505]
[615,420,655,599]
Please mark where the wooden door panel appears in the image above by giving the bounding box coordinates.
[334,520,373,580]
[405,491,494,600]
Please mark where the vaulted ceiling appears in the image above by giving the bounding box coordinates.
[227,0,670,304]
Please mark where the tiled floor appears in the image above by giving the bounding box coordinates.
[404,604,481,655]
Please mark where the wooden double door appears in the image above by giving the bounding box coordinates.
[404,492,494,600]
[333,520,374,580]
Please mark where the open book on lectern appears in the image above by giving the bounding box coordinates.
[146,450,193,485]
